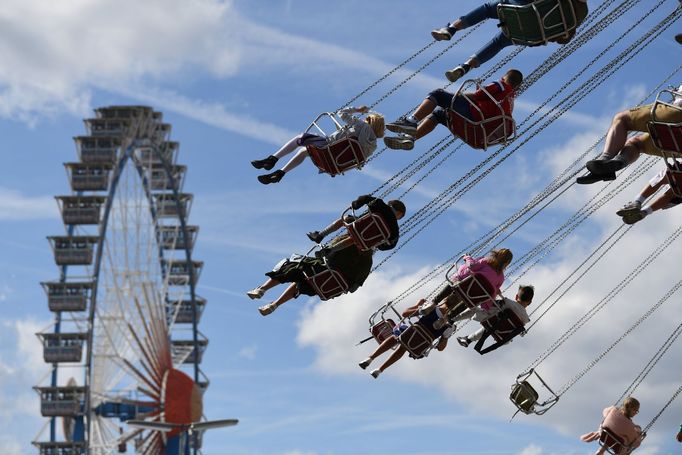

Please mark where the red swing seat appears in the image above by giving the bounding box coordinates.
[370,319,397,344]
[304,267,349,301]
[648,121,682,155]
[599,426,634,455]
[398,323,436,359]
[345,211,392,251]
[446,80,516,150]
[307,136,366,176]
[450,273,496,310]
[447,112,516,150]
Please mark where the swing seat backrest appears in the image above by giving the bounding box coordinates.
[307,136,365,176]
[451,273,495,309]
[599,426,631,455]
[509,380,539,414]
[371,319,397,344]
[399,324,435,359]
[481,308,525,342]
[305,267,349,301]
[346,212,392,251]
[497,0,577,46]
[648,121,682,155]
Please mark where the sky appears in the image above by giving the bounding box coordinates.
[1,0,681,454]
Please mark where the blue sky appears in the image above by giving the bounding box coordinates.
[1,0,682,454]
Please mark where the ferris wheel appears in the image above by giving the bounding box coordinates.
[33,106,225,454]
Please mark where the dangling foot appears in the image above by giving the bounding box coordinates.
[576,171,616,185]
[586,158,626,175]
[445,64,469,83]
[457,336,471,348]
[386,117,418,136]
[258,302,279,316]
[307,231,324,244]
[622,210,646,225]
[358,357,373,370]
[616,200,642,217]
[257,170,285,185]
[370,368,382,379]
[251,155,278,170]
[431,23,457,41]
[676,33,682,44]
[384,133,415,151]
[246,287,265,300]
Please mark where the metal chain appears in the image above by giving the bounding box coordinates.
[558,279,682,396]
[616,322,682,405]
[385,1,679,260]
[338,41,438,111]
[644,384,682,432]
[526,223,682,372]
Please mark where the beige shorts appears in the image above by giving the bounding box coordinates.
[628,103,682,156]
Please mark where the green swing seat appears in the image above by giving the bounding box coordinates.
[497,0,578,46]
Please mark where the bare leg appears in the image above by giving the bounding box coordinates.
[271,283,299,308]
[256,278,280,295]
[367,336,399,361]
[413,99,437,122]
[600,111,633,160]
[614,135,646,165]
[377,345,408,372]
[416,117,438,140]
[648,189,677,213]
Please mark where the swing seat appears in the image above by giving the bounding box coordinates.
[399,324,435,359]
[599,426,633,455]
[509,380,540,414]
[305,267,349,301]
[307,136,366,176]
[509,369,560,416]
[474,308,526,355]
[450,273,496,310]
[346,212,392,251]
[448,111,515,150]
[648,121,682,155]
[370,319,397,344]
[497,0,577,46]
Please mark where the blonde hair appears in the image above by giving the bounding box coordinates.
[487,248,513,273]
[366,113,385,138]
[621,397,640,419]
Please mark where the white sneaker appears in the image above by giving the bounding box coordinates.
[445,66,466,83]
[384,133,415,151]
[370,369,382,379]
[247,287,265,300]
[258,302,278,316]
[358,358,372,370]
[616,201,642,217]
[431,26,454,41]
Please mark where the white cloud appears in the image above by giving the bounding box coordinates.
[0,187,58,221]
[296,174,682,446]
[0,0,239,121]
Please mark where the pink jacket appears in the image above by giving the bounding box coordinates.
[451,255,504,309]
[580,406,643,453]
